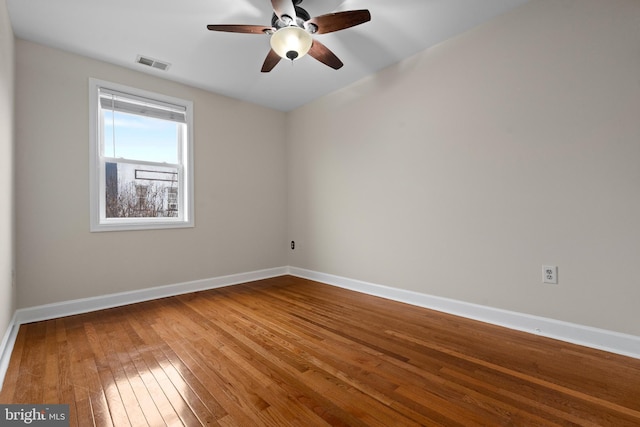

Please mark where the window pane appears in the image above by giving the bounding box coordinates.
[105,162,179,218]
[103,110,180,164]
[90,78,193,232]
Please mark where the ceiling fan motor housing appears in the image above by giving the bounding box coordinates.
[271,4,311,30]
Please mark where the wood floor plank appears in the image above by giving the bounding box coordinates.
[2,275,640,426]
[55,340,81,427]
[97,320,149,426]
[166,338,265,427]
[136,304,274,424]
[84,321,133,426]
[123,314,194,426]
[101,314,160,426]
[185,289,406,425]
[43,320,60,403]
[175,318,365,426]
[167,294,371,426]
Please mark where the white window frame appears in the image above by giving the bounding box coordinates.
[89,78,194,232]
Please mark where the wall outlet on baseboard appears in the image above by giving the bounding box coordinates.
[542,265,558,284]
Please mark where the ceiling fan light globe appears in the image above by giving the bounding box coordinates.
[270,26,312,61]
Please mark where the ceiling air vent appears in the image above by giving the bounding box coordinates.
[136,55,171,71]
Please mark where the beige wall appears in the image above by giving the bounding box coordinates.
[287,0,640,336]
[15,40,288,307]
[11,0,640,339]
[0,0,15,336]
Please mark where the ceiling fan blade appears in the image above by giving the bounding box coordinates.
[271,0,296,21]
[261,49,282,73]
[207,24,273,34]
[308,40,343,70]
[307,10,371,35]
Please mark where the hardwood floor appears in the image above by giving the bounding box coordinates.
[1,275,640,426]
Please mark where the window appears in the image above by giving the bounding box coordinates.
[89,78,194,231]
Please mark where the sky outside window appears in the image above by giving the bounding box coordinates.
[103,110,179,164]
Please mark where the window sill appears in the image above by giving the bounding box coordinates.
[90,218,194,233]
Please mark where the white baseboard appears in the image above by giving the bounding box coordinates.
[13,267,288,325]
[289,267,640,360]
[0,313,19,393]
[0,266,288,391]
[3,264,639,393]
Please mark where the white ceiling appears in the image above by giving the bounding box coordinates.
[7,0,528,111]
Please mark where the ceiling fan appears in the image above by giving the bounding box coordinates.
[207,0,371,72]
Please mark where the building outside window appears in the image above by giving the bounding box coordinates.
[89,79,194,231]
[167,187,178,214]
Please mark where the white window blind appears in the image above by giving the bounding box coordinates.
[98,88,187,123]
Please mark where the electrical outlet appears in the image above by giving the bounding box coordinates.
[291,241,295,250]
[542,265,558,284]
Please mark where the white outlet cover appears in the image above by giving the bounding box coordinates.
[542,265,558,284]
